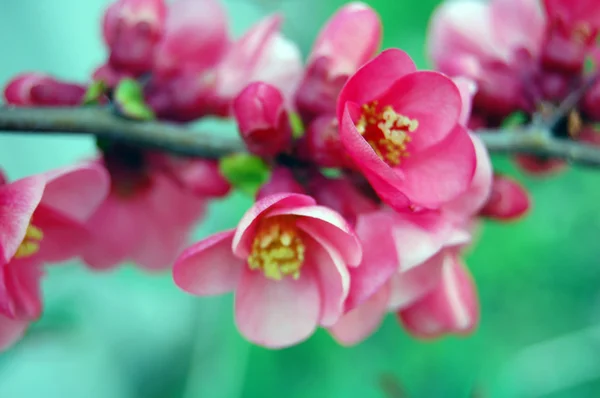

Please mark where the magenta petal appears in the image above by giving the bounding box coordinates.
[377,71,462,151]
[339,104,411,211]
[269,204,362,266]
[173,229,243,296]
[400,124,476,208]
[0,175,45,264]
[41,162,110,223]
[301,231,349,326]
[0,258,44,320]
[336,48,417,121]
[0,315,28,352]
[328,281,390,346]
[234,267,320,348]
[231,193,316,258]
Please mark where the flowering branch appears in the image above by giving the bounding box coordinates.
[1,106,600,166]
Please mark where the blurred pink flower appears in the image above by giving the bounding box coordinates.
[4,73,86,107]
[480,174,531,220]
[173,193,362,348]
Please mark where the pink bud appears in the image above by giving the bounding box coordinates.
[474,63,527,119]
[513,154,566,176]
[540,27,587,74]
[256,168,305,200]
[153,0,229,77]
[298,116,349,168]
[479,174,531,220]
[103,0,167,75]
[174,159,231,198]
[398,254,478,339]
[4,73,85,106]
[93,63,135,88]
[582,80,600,121]
[233,82,291,156]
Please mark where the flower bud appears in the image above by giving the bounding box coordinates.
[297,116,349,168]
[540,28,587,75]
[173,159,231,198]
[255,168,305,200]
[233,82,292,156]
[103,0,167,75]
[4,73,85,106]
[479,174,531,220]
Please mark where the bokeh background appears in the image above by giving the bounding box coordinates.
[1,0,600,397]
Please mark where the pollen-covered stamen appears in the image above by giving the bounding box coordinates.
[355,101,419,166]
[248,216,306,281]
[14,224,44,259]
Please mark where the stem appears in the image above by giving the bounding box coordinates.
[1,106,600,167]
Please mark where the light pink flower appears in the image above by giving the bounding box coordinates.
[4,73,86,107]
[295,2,382,118]
[0,164,110,351]
[103,0,167,75]
[173,193,362,348]
[337,49,476,210]
[82,155,228,271]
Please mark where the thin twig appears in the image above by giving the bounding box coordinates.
[1,106,600,167]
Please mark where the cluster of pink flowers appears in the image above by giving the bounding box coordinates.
[0,0,545,350]
[428,0,600,174]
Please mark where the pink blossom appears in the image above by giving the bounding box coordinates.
[337,49,476,210]
[480,174,531,220]
[297,116,352,168]
[82,153,228,271]
[295,2,382,119]
[4,73,86,107]
[0,164,110,351]
[233,82,292,156]
[103,0,167,75]
[173,193,362,348]
[256,168,305,200]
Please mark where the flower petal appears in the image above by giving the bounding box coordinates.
[328,281,390,346]
[232,193,316,258]
[173,229,243,296]
[0,175,45,264]
[234,266,320,348]
[0,258,43,320]
[0,315,28,352]
[400,124,476,208]
[336,48,417,121]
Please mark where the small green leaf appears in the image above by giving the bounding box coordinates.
[82,80,108,105]
[289,112,305,139]
[219,153,271,196]
[114,78,155,121]
[501,111,528,128]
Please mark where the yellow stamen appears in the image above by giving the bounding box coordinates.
[14,224,44,259]
[356,101,419,166]
[247,216,305,281]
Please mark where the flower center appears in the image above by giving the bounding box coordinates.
[14,224,43,259]
[356,101,419,166]
[248,216,306,281]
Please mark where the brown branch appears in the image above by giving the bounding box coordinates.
[1,106,600,166]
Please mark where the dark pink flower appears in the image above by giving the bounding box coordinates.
[298,116,352,168]
[173,193,362,348]
[4,73,86,107]
[0,164,110,351]
[103,0,167,75]
[337,49,476,210]
[480,174,531,220]
[295,2,381,119]
[233,82,292,156]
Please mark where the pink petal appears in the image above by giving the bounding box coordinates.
[453,77,477,126]
[256,167,305,200]
[480,174,531,220]
[231,193,316,258]
[398,254,478,338]
[336,49,417,121]
[328,281,390,346]
[301,230,349,326]
[0,175,45,264]
[343,211,400,310]
[490,0,545,58]
[0,258,44,320]
[268,205,362,266]
[400,124,476,208]
[377,71,462,151]
[339,103,411,211]
[41,162,110,223]
[234,266,321,348]
[0,316,28,352]
[173,229,243,295]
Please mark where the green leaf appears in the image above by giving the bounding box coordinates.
[219,154,271,196]
[114,78,155,121]
[501,111,528,128]
[82,80,108,105]
[289,112,305,139]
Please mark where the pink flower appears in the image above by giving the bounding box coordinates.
[152,0,229,77]
[103,0,167,75]
[337,49,476,210]
[297,116,352,168]
[82,152,228,271]
[256,168,305,200]
[173,193,362,348]
[479,174,531,220]
[4,73,86,107]
[295,2,382,119]
[233,82,292,156]
[0,164,110,351]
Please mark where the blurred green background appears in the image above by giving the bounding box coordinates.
[1,0,600,397]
